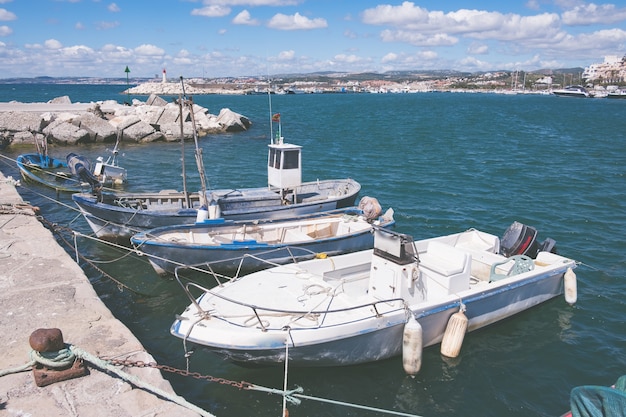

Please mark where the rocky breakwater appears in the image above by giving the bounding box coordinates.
[0,92,251,148]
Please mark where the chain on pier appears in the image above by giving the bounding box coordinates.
[106,358,254,390]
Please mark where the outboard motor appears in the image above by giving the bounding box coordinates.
[66,153,102,193]
[500,221,557,258]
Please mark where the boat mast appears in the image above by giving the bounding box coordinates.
[180,76,209,208]
[268,78,274,144]
[177,92,190,208]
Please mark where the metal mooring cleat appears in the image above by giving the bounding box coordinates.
[29,328,88,387]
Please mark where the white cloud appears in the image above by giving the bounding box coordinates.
[467,43,489,55]
[382,52,398,63]
[362,2,564,42]
[61,45,95,58]
[174,49,193,65]
[108,3,120,13]
[232,10,259,25]
[191,5,231,17]
[277,50,295,60]
[344,29,357,39]
[380,30,458,46]
[44,39,63,50]
[561,3,626,25]
[557,28,626,52]
[333,54,363,64]
[458,56,492,71]
[0,8,16,21]
[0,24,11,36]
[96,21,120,30]
[134,44,166,56]
[526,0,541,11]
[267,12,327,30]
[361,2,430,26]
[75,22,85,30]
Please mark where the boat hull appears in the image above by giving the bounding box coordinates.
[73,178,361,239]
[171,226,577,367]
[173,266,567,366]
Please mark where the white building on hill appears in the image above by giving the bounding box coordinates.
[583,55,626,83]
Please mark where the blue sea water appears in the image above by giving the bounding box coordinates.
[1,84,625,417]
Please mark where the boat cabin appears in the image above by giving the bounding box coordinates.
[267,142,302,189]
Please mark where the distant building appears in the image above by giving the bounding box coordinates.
[536,76,553,85]
[583,56,626,83]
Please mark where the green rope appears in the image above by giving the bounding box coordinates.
[0,344,215,417]
[0,360,35,377]
[30,345,76,369]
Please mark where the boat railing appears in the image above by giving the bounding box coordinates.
[172,245,327,283]
[175,276,406,332]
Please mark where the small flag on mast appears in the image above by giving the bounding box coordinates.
[272,113,280,122]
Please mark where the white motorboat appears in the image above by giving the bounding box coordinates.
[552,85,590,98]
[171,222,578,370]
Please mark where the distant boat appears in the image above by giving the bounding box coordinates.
[131,202,394,275]
[171,222,577,368]
[16,137,126,193]
[607,89,626,99]
[91,129,128,186]
[552,85,590,98]
[72,77,361,240]
[16,152,93,193]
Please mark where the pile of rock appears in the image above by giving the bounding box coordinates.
[0,94,251,148]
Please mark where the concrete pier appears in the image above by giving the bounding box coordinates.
[0,171,203,417]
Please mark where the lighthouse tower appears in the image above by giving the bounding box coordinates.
[162,68,167,83]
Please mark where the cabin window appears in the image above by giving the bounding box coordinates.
[268,149,280,169]
[283,150,299,169]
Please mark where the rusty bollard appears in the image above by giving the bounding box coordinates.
[29,328,88,387]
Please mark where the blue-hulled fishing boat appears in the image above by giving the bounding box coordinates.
[73,79,361,240]
[131,202,394,275]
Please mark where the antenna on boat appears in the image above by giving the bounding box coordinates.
[267,79,282,145]
[268,78,274,144]
[180,76,209,208]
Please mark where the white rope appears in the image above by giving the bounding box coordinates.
[292,391,423,417]
[282,335,290,415]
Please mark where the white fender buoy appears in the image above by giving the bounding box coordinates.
[440,308,468,358]
[564,267,577,305]
[208,200,221,219]
[195,205,208,223]
[402,314,423,376]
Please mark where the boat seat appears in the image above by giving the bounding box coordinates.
[283,229,314,243]
[420,241,471,298]
[489,255,535,282]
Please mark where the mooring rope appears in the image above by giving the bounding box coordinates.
[0,343,216,417]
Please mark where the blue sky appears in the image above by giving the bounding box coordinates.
[0,0,625,79]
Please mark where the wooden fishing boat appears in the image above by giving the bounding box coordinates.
[131,203,394,275]
[171,222,578,370]
[16,133,127,192]
[73,78,361,240]
[17,152,93,193]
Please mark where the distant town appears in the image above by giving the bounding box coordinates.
[2,55,625,96]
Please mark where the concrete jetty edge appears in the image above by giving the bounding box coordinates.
[0,170,202,417]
